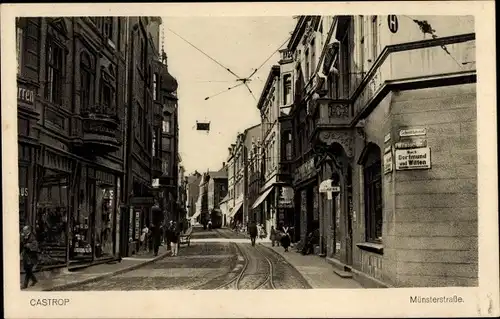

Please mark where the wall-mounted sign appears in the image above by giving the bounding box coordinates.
[18,87,35,105]
[399,128,427,137]
[387,15,399,34]
[384,145,392,154]
[293,158,316,184]
[384,133,391,143]
[384,151,393,174]
[395,148,431,170]
[395,139,427,149]
[278,186,294,208]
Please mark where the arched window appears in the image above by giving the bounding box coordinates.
[80,52,93,111]
[359,143,383,243]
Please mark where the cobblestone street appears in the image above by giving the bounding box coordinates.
[62,227,316,290]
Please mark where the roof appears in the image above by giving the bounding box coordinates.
[208,167,228,180]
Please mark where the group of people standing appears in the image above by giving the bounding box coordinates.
[139,220,184,257]
[246,221,292,252]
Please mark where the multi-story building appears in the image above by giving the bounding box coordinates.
[285,15,476,287]
[207,165,228,212]
[252,63,295,238]
[122,17,178,257]
[185,171,202,221]
[224,125,261,227]
[223,144,236,226]
[177,165,188,220]
[16,17,129,267]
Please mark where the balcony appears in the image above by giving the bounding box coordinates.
[152,157,162,178]
[80,104,121,153]
[353,34,475,118]
[279,49,293,63]
[312,98,353,128]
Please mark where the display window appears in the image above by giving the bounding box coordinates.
[35,169,69,267]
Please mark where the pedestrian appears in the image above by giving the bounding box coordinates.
[166,220,173,250]
[280,226,291,252]
[20,225,39,289]
[270,226,277,247]
[248,220,258,247]
[152,223,162,256]
[170,223,180,257]
[140,225,149,252]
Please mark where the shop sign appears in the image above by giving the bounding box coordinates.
[293,158,316,184]
[130,196,155,205]
[395,139,427,149]
[134,210,141,240]
[395,147,431,170]
[18,86,35,105]
[383,151,393,174]
[278,186,294,208]
[19,187,29,197]
[128,207,134,239]
[399,128,427,137]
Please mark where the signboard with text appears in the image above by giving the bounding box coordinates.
[395,148,431,170]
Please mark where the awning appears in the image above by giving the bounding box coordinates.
[251,186,274,209]
[228,200,243,218]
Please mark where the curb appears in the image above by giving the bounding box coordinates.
[44,250,171,291]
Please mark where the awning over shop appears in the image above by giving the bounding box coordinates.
[251,186,274,209]
[228,200,243,218]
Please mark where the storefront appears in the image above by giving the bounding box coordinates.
[291,157,318,243]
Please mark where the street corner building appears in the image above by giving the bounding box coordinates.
[16,16,181,271]
[231,15,476,288]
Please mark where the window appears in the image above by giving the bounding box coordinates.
[162,119,170,133]
[283,74,292,105]
[340,24,351,98]
[16,27,23,74]
[310,39,316,79]
[359,15,365,73]
[101,81,113,109]
[103,17,113,40]
[153,73,158,100]
[80,53,93,111]
[152,132,156,157]
[304,49,310,82]
[283,131,292,161]
[45,36,64,105]
[371,16,378,61]
[363,144,383,243]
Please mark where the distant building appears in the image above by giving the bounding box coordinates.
[185,171,202,221]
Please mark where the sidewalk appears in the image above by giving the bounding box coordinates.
[261,243,364,289]
[22,245,170,291]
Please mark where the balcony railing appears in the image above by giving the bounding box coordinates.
[279,49,293,62]
[353,34,475,117]
[311,98,353,128]
[80,104,121,153]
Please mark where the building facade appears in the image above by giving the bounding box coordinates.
[285,15,476,287]
[185,171,202,221]
[16,17,129,267]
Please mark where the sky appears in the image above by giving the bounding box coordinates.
[162,16,296,174]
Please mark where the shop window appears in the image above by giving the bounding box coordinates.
[283,74,292,105]
[362,144,383,243]
[45,36,64,105]
[80,52,93,111]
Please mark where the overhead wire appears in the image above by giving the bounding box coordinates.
[167,27,244,80]
[246,36,291,79]
[204,82,245,101]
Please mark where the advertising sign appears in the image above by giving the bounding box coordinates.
[384,151,393,174]
[395,148,431,170]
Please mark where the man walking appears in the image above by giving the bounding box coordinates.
[248,220,258,247]
[170,222,180,256]
[20,226,39,289]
